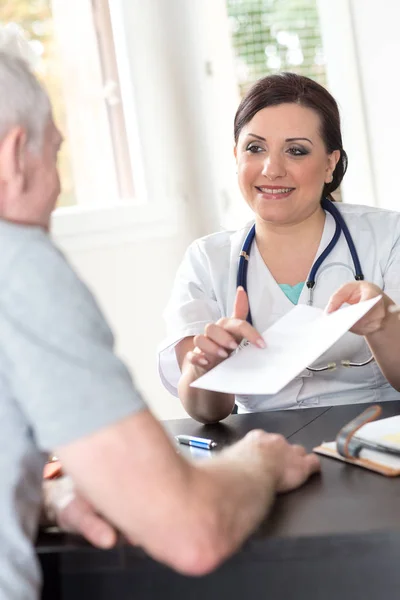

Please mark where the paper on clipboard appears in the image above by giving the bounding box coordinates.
[191,296,381,396]
[354,415,400,451]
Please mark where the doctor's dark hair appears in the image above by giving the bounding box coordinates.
[234,72,348,199]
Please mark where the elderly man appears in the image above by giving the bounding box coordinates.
[0,48,320,599]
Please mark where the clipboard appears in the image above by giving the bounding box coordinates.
[314,405,400,477]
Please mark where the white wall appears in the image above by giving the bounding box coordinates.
[61,234,190,420]
[318,0,400,211]
[349,0,400,211]
[53,0,241,420]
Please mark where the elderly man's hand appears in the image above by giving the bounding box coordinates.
[43,476,117,549]
[223,429,320,493]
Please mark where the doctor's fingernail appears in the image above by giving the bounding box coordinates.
[229,341,238,350]
[198,358,209,366]
[218,349,229,358]
[256,338,266,348]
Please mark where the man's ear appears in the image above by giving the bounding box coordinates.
[0,126,28,192]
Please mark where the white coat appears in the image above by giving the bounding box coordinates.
[158,203,400,412]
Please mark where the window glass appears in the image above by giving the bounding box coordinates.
[0,0,76,206]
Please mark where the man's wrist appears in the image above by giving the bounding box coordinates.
[220,436,282,491]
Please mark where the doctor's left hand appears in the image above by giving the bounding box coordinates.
[325,281,393,336]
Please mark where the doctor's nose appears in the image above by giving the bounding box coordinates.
[261,155,287,180]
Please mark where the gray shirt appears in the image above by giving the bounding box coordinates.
[0,220,146,599]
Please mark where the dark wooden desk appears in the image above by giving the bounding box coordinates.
[39,402,400,599]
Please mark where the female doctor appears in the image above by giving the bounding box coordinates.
[158,72,400,423]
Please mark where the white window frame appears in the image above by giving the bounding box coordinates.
[50,0,176,250]
[317,0,376,207]
[107,0,148,204]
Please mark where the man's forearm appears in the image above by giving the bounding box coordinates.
[193,448,277,558]
[57,412,318,577]
[132,445,278,576]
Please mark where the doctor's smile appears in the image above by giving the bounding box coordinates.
[255,186,295,200]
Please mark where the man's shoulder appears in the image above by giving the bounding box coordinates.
[0,221,76,302]
[0,220,84,291]
[0,221,112,344]
[0,220,51,273]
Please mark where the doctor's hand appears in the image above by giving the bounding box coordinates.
[187,286,266,372]
[325,281,392,336]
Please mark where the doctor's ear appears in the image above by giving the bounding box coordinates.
[233,145,239,174]
[325,149,341,183]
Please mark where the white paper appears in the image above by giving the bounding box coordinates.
[354,416,400,451]
[320,441,400,470]
[191,296,381,395]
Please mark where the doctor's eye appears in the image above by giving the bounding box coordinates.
[246,143,264,153]
[287,146,309,157]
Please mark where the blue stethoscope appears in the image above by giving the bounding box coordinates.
[236,197,373,372]
[237,198,364,324]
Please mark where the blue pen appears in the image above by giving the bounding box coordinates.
[175,435,218,450]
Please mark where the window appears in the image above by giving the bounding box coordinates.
[92,0,134,200]
[0,0,136,210]
[0,0,76,206]
[225,0,344,201]
[226,0,326,94]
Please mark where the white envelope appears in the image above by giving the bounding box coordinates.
[191,296,381,395]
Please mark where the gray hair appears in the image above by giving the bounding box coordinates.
[0,50,51,152]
